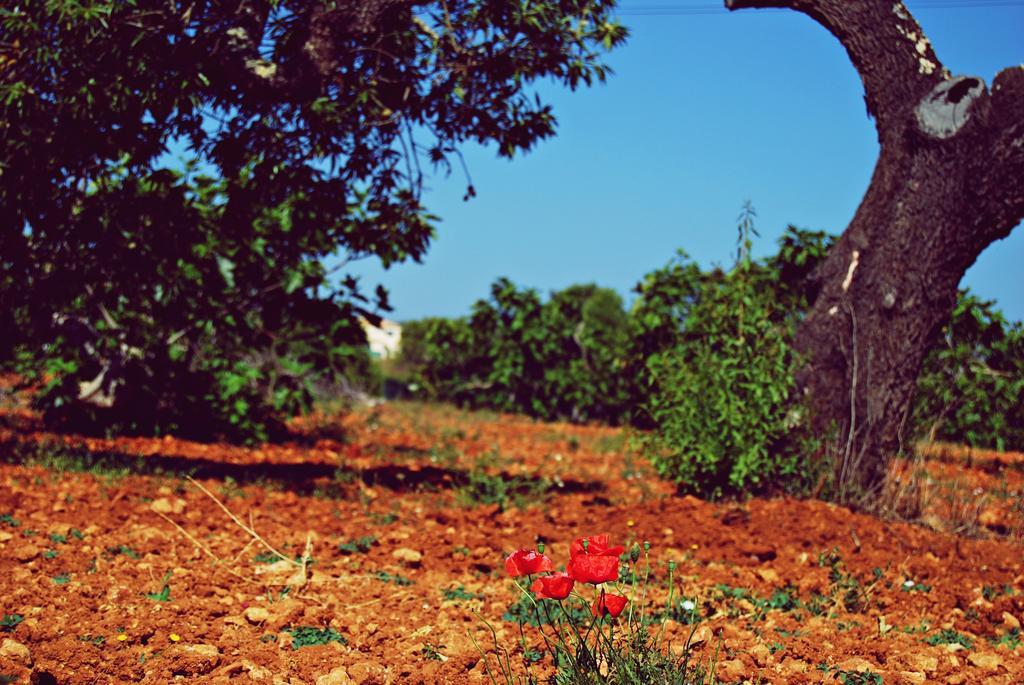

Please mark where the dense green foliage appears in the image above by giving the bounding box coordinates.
[913,294,1024,451]
[640,206,810,497]
[0,0,626,440]
[400,279,632,423]
[399,212,1022,494]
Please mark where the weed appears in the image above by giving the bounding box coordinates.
[924,628,973,649]
[105,545,139,559]
[374,571,413,586]
[455,467,549,512]
[218,476,246,500]
[287,626,347,649]
[52,573,71,585]
[501,594,590,627]
[0,514,19,527]
[49,532,68,545]
[369,512,399,526]
[421,642,445,661]
[259,634,277,643]
[338,536,377,555]
[990,628,1021,649]
[981,584,1015,601]
[43,549,59,559]
[0,615,23,632]
[78,634,106,646]
[442,585,483,602]
[451,545,471,557]
[146,581,172,602]
[817,664,884,684]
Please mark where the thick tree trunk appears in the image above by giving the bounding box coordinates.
[726,0,1024,502]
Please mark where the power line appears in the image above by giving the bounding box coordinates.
[616,0,1024,15]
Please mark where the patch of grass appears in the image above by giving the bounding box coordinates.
[817,665,883,685]
[502,595,591,627]
[369,512,399,526]
[287,626,347,649]
[78,634,106,646]
[924,628,973,649]
[373,571,413,586]
[455,467,549,511]
[52,573,71,585]
[421,642,445,661]
[1,615,23,632]
[990,628,1021,649]
[146,585,171,602]
[104,545,139,559]
[43,549,59,559]
[0,514,19,527]
[981,584,1015,601]
[900,580,932,593]
[338,536,377,555]
[49,532,68,545]
[442,585,483,602]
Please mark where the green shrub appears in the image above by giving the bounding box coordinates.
[639,205,809,498]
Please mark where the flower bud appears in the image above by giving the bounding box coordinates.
[536,541,545,555]
[629,543,640,563]
[643,541,650,553]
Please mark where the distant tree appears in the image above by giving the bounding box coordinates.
[0,1,626,439]
[727,0,1024,501]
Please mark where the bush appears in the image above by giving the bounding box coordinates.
[913,293,1024,451]
[639,205,808,497]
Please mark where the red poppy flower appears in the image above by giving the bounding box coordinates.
[531,572,575,600]
[592,593,628,618]
[569,534,625,559]
[505,549,554,577]
[567,554,620,584]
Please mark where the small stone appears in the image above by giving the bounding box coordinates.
[966,652,1003,671]
[364,622,379,636]
[898,671,927,685]
[838,657,876,673]
[686,625,713,647]
[904,654,938,674]
[717,659,745,681]
[1002,611,1021,630]
[244,607,270,624]
[945,674,966,685]
[150,497,186,515]
[392,548,423,566]
[0,532,13,543]
[316,666,354,685]
[749,643,771,666]
[0,638,31,666]
[12,544,39,562]
[348,661,386,684]
[167,643,220,676]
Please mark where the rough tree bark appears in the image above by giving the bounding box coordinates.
[726,0,1024,502]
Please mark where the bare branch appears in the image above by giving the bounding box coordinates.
[725,0,946,135]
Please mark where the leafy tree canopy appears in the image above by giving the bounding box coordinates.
[0,0,627,440]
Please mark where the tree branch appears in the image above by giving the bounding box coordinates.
[724,0,946,135]
[982,65,1024,233]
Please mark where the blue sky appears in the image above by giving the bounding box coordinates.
[350,1,1024,323]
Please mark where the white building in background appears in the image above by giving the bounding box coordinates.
[360,317,402,359]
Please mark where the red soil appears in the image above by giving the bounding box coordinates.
[0,398,1021,684]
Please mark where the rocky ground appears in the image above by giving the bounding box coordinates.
[0,396,1022,684]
